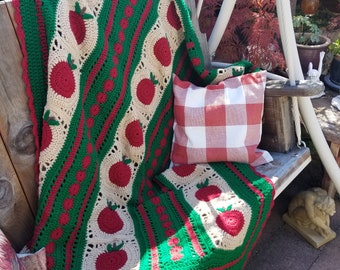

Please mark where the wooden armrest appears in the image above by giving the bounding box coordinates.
[265,80,325,97]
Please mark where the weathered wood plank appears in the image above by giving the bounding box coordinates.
[265,80,325,97]
[0,3,37,213]
[260,96,296,153]
[256,147,312,198]
[4,0,16,26]
[0,134,35,252]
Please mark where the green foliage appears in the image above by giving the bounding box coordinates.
[329,39,340,56]
[199,0,286,73]
[293,15,321,45]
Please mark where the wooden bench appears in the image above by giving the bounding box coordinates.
[0,0,324,253]
[254,80,324,198]
[187,0,324,199]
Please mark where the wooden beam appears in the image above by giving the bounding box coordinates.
[265,80,325,97]
[0,2,37,216]
[0,2,37,251]
[0,134,35,252]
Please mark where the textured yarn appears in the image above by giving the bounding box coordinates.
[13,0,274,269]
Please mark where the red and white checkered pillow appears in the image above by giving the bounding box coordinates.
[171,71,273,166]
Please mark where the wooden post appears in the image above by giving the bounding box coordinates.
[0,135,35,251]
[0,1,37,251]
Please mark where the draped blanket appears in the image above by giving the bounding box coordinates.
[13,0,274,269]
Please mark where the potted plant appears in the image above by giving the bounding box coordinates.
[293,15,331,74]
[328,38,340,86]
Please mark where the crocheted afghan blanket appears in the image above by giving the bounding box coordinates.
[13,0,274,269]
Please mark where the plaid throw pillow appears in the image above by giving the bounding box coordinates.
[171,71,273,166]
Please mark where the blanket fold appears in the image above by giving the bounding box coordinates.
[13,0,274,269]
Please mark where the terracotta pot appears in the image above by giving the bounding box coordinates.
[301,0,320,15]
[296,34,331,75]
[330,55,340,85]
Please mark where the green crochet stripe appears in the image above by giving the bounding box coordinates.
[16,0,48,137]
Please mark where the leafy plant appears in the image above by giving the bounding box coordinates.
[199,0,286,73]
[329,39,340,56]
[293,15,321,45]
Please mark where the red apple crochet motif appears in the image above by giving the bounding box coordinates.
[167,1,182,30]
[172,164,196,177]
[195,179,222,202]
[50,53,77,98]
[108,156,132,187]
[153,37,171,67]
[97,200,124,234]
[125,120,144,147]
[41,110,59,151]
[216,205,245,237]
[136,73,158,105]
[95,242,127,270]
[69,2,93,44]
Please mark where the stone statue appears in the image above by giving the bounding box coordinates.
[283,187,336,248]
[288,187,336,237]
